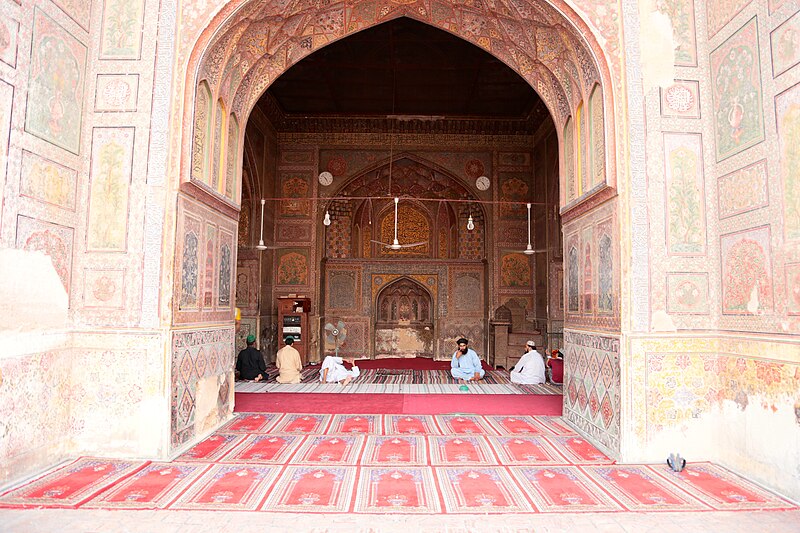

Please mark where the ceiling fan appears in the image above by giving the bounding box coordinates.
[515,202,547,255]
[371,197,426,250]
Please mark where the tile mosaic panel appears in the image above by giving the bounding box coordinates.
[25,8,87,154]
[87,128,135,251]
[171,327,235,450]
[710,17,764,162]
[563,330,620,456]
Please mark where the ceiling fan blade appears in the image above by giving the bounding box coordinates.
[396,241,426,248]
[370,239,391,246]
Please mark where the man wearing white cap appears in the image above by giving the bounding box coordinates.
[509,341,546,385]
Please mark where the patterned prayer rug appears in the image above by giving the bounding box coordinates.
[81,462,209,510]
[2,413,796,515]
[0,458,145,508]
[235,369,563,394]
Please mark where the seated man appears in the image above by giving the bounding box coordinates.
[275,336,303,384]
[510,340,546,385]
[236,334,266,382]
[450,337,485,383]
[320,355,360,385]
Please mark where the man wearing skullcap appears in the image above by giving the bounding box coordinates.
[236,334,267,382]
[509,340,546,384]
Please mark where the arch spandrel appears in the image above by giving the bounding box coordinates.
[183,0,618,211]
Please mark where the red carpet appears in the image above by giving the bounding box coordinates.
[2,413,795,514]
[235,392,563,415]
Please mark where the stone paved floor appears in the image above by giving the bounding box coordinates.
[2,508,800,532]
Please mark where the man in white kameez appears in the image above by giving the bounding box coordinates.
[509,340,546,385]
[320,355,360,385]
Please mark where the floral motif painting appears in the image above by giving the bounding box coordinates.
[568,244,579,312]
[280,174,310,217]
[87,128,134,250]
[720,226,773,314]
[785,263,800,315]
[277,249,309,286]
[775,83,800,241]
[499,175,529,220]
[666,273,710,314]
[656,0,697,65]
[15,215,74,295]
[19,150,77,211]
[25,9,87,154]
[717,160,768,219]
[180,229,199,309]
[218,242,232,307]
[663,133,706,255]
[100,0,145,59]
[0,18,18,68]
[500,252,532,288]
[598,233,613,312]
[710,17,764,162]
[706,0,753,38]
[770,10,800,77]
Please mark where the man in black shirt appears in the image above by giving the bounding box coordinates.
[236,335,267,381]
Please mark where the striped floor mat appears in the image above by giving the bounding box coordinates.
[236,373,562,395]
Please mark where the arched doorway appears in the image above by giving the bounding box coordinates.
[375,277,434,358]
[173,0,621,459]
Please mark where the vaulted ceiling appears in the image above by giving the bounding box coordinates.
[257,18,550,134]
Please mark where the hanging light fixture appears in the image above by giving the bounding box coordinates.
[323,210,331,226]
[256,198,267,250]
[467,213,475,231]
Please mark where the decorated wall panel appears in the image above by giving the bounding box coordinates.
[234,255,259,315]
[25,8,87,155]
[663,133,706,256]
[717,160,769,219]
[19,150,78,211]
[776,83,800,242]
[657,0,698,65]
[100,0,146,59]
[660,80,701,118]
[327,266,361,311]
[15,215,74,298]
[562,330,620,456]
[770,10,800,77]
[563,202,619,330]
[710,17,764,162]
[628,335,800,502]
[0,18,18,69]
[720,225,774,315]
[94,74,139,112]
[171,327,235,450]
[87,128,134,251]
[174,194,238,324]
